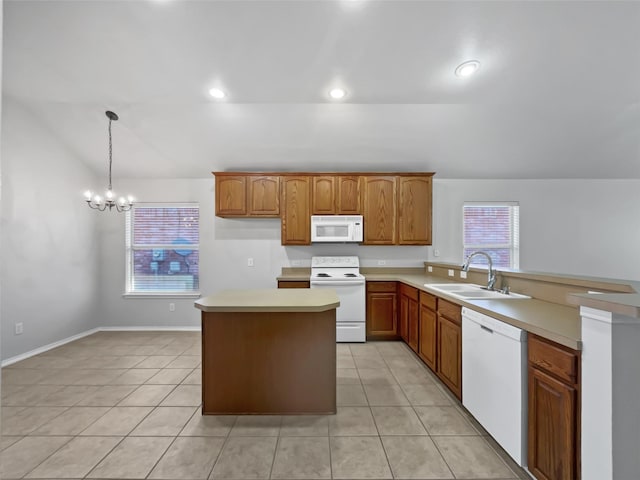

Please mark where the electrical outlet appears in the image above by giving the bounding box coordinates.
[427,266,433,273]
[448,269,454,277]
[434,249,441,257]
[377,260,386,266]
[460,271,467,279]
[247,258,254,267]
[169,303,175,312]
[15,322,23,335]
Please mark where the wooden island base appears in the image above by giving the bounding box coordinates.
[201,309,337,415]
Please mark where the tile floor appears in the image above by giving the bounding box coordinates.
[0,331,530,479]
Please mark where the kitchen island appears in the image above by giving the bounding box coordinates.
[195,289,340,415]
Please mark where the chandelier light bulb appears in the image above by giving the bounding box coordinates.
[106,190,114,200]
[84,190,93,200]
[127,195,135,203]
[94,195,102,204]
[118,197,126,205]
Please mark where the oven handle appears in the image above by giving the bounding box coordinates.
[310,280,366,287]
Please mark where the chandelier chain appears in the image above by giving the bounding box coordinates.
[108,115,113,192]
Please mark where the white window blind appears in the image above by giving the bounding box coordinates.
[463,202,520,269]
[125,203,199,295]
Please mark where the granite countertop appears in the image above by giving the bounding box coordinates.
[195,289,340,313]
[279,269,582,349]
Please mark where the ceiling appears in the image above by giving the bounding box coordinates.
[3,0,640,179]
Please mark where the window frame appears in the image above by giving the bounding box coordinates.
[462,202,520,270]
[124,202,201,298]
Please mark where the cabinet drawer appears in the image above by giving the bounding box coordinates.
[367,281,397,293]
[419,291,436,311]
[278,281,310,289]
[437,298,461,324]
[528,335,578,385]
[399,283,419,301]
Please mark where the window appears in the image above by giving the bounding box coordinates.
[126,203,199,295]
[463,202,519,269]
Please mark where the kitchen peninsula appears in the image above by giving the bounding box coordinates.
[195,289,340,415]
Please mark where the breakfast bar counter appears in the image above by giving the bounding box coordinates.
[195,289,339,415]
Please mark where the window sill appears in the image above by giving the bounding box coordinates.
[122,292,201,299]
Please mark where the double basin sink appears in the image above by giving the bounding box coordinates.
[425,283,531,301]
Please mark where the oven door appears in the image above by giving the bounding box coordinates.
[310,280,366,342]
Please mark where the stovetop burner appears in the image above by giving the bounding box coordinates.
[344,273,357,277]
[316,273,331,277]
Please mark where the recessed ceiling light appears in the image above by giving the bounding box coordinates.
[329,88,347,100]
[209,88,226,99]
[455,60,480,77]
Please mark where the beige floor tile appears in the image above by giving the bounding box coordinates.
[146,368,193,384]
[182,369,202,385]
[80,406,153,436]
[210,436,277,479]
[25,436,121,478]
[1,406,68,435]
[336,368,360,385]
[0,435,22,451]
[2,384,64,406]
[382,435,454,479]
[33,406,110,435]
[0,436,71,478]
[349,344,383,358]
[154,344,191,356]
[166,355,201,369]
[357,368,398,386]
[371,406,427,435]
[401,383,452,406]
[1,368,50,385]
[119,384,176,406]
[107,355,148,368]
[76,385,137,406]
[353,355,388,369]
[390,365,436,385]
[271,436,331,479]
[337,384,368,406]
[328,406,378,436]
[336,344,352,355]
[87,436,172,479]
[434,436,516,479]
[1,384,26,400]
[37,368,91,385]
[336,355,356,369]
[374,342,412,357]
[135,355,177,368]
[180,412,237,436]
[280,415,329,436]
[415,406,478,435]
[72,369,128,385]
[363,384,410,406]
[384,355,423,369]
[330,436,392,479]
[230,415,282,436]
[34,385,102,406]
[160,384,202,406]
[131,406,197,436]
[148,437,224,479]
[110,368,160,384]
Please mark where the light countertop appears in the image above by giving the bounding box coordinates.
[195,289,340,313]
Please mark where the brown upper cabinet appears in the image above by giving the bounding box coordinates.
[215,174,280,217]
[312,175,361,215]
[311,176,336,214]
[362,176,397,245]
[398,176,432,245]
[281,176,311,245]
[336,176,361,214]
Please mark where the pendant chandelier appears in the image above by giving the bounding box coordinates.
[84,111,134,212]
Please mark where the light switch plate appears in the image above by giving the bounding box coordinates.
[460,271,467,279]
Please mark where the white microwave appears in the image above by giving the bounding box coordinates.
[311,215,363,243]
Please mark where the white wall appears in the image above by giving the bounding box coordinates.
[430,179,640,282]
[0,99,100,360]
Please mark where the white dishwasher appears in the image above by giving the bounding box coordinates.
[462,307,527,467]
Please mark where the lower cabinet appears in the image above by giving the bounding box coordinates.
[365,282,398,340]
[436,298,462,400]
[277,280,310,288]
[418,291,437,371]
[399,284,419,352]
[528,334,580,480]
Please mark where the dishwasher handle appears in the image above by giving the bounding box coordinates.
[480,325,494,334]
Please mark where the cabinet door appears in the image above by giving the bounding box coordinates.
[408,297,419,353]
[418,304,437,371]
[362,176,397,244]
[312,176,335,214]
[336,176,361,214]
[366,292,398,339]
[437,315,462,400]
[215,175,247,216]
[528,367,576,480]
[281,176,311,245]
[399,294,409,342]
[277,281,310,288]
[248,176,280,216]
[398,176,432,245]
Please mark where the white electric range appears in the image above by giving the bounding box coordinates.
[310,256,366,342]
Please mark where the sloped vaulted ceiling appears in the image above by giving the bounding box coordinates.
[3,0,640,179]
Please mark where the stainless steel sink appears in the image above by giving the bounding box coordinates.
[424,283,530,300]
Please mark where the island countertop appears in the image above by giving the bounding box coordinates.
[195,289,340,313]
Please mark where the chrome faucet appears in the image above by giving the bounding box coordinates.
[462,251,497,290]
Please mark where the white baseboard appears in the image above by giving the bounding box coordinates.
[1,325,201,367]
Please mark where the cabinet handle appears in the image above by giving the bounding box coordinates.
[480,325,494,334]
